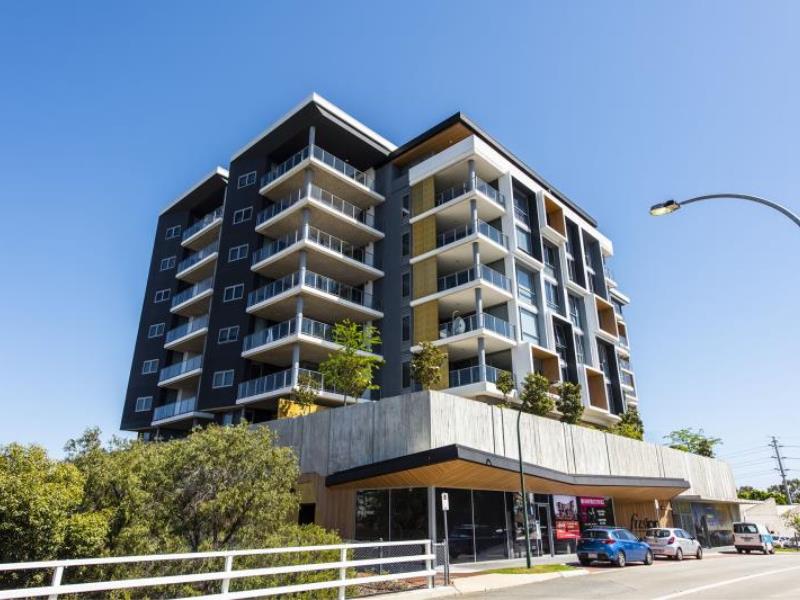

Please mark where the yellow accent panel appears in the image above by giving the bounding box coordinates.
[413,301,439,344]
[278,398,322,419]
[412,257,438,299]
[412,216,437,257]
[411,177,435,217]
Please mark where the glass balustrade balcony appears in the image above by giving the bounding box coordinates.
[252,228,376,269]
[171,277,214,308]
[152,396,197,422]
[256,188,305,225]
[434,176,505,208]
[448,365,508,388]
[437,265,511,293]
[242,318,333,353]
[251,231,302,264]
[159,355,203,383]
[438,313,516,340]
[247,271,379,311]
[237,367,377,403]
[177,240,219,274]
[256,185,377,229]
[247,272,300,307]
[436,220,508,249]
[260,145,375,190]
[182,207,223,242]
[165,315,209,344]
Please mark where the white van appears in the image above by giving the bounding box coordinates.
[733,522,775,554]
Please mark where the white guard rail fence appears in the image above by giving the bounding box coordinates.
[0,540,435,599]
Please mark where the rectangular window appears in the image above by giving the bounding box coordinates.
[543,244,558,278]
[134,396,153,412]
[154,288,171,303]
[575,333,586,364]
[147,323,165,339]
[545,282,560,310]
[401,315,411,342]
[223,284,244,302]
[516,227,533,255]
[401,272,410,297]
[165,225,181,240]
[228,244,249,263]
[233,206,253,224]
[402,194,410,217]
[141,359,159,375]
[568,295,582,329]
[159,256,176,271]
[237,171,257,189]
[519,308,539,344]
[222,412,235,426]
[212,369,235,388]
[401,361,411,388]
[567,257,577,282]
[402,232,410,257]
[516,266,536,305]
[218,325,240,344]
[554,324,569,363]
[513,196,530,226]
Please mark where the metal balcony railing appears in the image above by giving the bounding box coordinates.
[171,277,213,308]
[182,207,223,241]
[165,314,209,344]
[437,265,511,293]
[438,313,516,340]
[260,145,374,190]
[436,220,508,249]
[252,231,301,264]
[177,240,219,274]
[247,271,379,311]
[434,176,505,208]
[159,355,203,383]
[256,184,378,229]
[152,396,197,421]
[237,368,293,400]
[448,365,509,388]
[307,226,375,266]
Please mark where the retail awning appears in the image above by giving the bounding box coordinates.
[326,444,690,501]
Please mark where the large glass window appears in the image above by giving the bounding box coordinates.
[472,491,508,560]
[355,490,389,541]
[516,227,533,255]
[436,488,474,563]
[516,266,536,306]
[568,295,582,329]
[519,308,539,344]
[545,282,560,310]
[391,488,428,541]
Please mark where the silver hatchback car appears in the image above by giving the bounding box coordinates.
[644,527,703,560]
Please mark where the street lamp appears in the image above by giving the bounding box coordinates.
[649,193,800,227]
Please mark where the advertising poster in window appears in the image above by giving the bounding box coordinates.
[578,496,615,530]
[552,495,581,540]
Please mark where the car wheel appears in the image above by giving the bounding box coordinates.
[696,547,703,560]
[615,551,626,568]
[737,548,743,554]
[745,549,751,554]
[644,550,654,565]
[579,557,591,566]
[675,548,683,562]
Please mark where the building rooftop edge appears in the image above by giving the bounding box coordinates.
[159,166,229,216]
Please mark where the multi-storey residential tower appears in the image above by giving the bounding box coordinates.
[121,94,638,438]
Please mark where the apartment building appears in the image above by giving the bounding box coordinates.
[121,93,638,438]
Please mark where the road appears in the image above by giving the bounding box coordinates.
[460,552,800,599]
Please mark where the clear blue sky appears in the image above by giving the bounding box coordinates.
[1,1,797,489]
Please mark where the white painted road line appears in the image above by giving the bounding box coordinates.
[651,564,800,600]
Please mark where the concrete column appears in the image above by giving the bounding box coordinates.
[295,295,305,337]
[303,167,314,199]
[298,249,308,288]
[427,487,437,543]
[308,125,316,149]
[291,343,301,387]
[477,336,487,382]
[470,197,479,233]
[301,206,311,240]
[467,159,476,191]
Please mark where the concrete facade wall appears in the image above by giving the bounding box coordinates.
[264,390,738,502]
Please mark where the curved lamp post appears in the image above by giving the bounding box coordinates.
[650,193,800,228]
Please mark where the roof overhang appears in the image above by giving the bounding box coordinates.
[326,444,690,501]
[160,166,229,216]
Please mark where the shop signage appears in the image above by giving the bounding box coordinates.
[578,496,614,529]
[553,495,581,540]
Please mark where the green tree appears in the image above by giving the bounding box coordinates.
[410,341,447,391]
[611,407,644,440]
[665,428,722,458]
[495,370,515,407]
[737,486,788,505]
[319,320,384,406]
[768,479,800,503]
[783,509,800,541]
[555,382,583,424]
[294,370,321,408]
[518,372,554,416]
[0,443,108,587]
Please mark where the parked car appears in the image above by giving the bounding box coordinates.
[644,527,703,560]
[733,522,775,554]
[577,527,654,567]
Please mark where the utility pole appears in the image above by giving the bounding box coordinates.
[770,436,794,504]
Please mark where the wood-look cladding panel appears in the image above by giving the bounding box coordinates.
[411,178,435,217]
[413,258,438,299]
[614,500,674,537]
[412,216,437,257]
[413,301,439,344]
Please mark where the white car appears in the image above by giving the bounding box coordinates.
[644,527,703,560]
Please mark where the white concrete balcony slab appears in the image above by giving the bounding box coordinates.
[151,396,213,428]
[411,220,508,270]
[411,265,512,316]
[158,356,203,389]
[236,367,376,408]
[170,277,213,316]
[164,315,209,353]
[181,207,223,251]
[175,241,218,283]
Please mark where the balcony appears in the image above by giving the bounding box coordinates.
[158,355,203,388]
[176,240,219,283]
[247,270,382,322]
[181,207,223,250]
[411,177,506,227]
[251,226,381,285]
[171,277,213,316]
[418,313,516,361]
[542,195,567,244]
[164,315,209,353]
[256,184,381,246]
[259,145,383,208]
[151,396,213,428]
[413,220,508,269]
[236,367,376,407]
[446,365,512,401]
[594,295,620,341]
[413,265,512,317]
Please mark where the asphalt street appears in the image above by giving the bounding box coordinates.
[460,551,800,599]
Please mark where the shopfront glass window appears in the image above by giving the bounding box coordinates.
[355,490,390,541]
[436,488,474,563]
[390,488,428,541]
[472,491,509,560]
